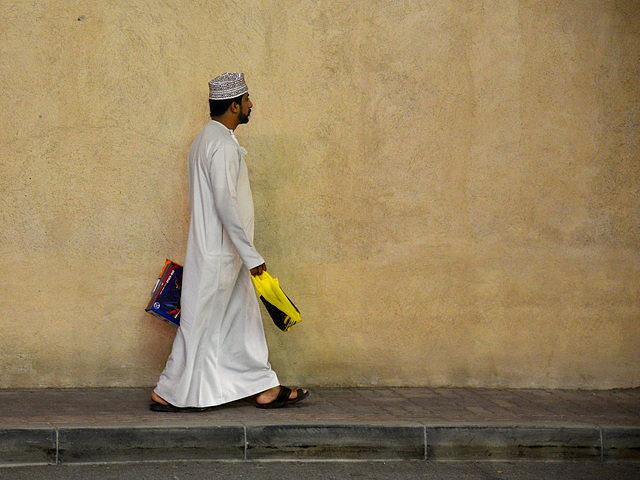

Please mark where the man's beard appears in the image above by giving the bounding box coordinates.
[238,109,251,124]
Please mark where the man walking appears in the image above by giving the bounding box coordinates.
[151,73,309,412]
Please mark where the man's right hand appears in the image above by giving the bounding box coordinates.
[250,263,267,276]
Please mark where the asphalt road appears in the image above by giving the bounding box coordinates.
[0,461,638,480]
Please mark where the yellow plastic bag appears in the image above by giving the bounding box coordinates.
[251,272,302,332]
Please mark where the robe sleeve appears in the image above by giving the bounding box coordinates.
[209,143,265,270]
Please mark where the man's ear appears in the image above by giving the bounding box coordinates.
[229,100,240,114]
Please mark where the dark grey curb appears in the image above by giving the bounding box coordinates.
[425,426,602,460]
[602,426,640,460]
[0,427,57,466]
[1,424,638,465]
[57,426,245,464]
[246,423,426,460]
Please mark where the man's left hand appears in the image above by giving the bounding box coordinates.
[250,263,267,276]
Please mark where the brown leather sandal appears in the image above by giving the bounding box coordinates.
[255,386,310,409]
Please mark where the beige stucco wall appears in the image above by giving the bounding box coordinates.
[1,0,638,389]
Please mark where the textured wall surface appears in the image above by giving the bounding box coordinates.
[1,0,638,389]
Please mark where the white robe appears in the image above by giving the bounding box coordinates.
[154,120,279,408]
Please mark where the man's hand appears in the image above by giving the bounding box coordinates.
[250,263,267,276]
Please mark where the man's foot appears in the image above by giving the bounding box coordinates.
[255,385,310,409]
[149,391,210,413]
[151,391,169,406]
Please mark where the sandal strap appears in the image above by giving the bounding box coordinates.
[275,385,292,404]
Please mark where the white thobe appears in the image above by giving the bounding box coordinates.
[154,120,279,408]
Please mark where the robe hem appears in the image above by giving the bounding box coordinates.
[153,377,280,409]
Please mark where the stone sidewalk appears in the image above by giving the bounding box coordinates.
[0,387,638,465]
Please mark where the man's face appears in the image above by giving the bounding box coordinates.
[237,93,252,124]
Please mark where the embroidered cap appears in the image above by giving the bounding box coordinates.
[208,72,249,100]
